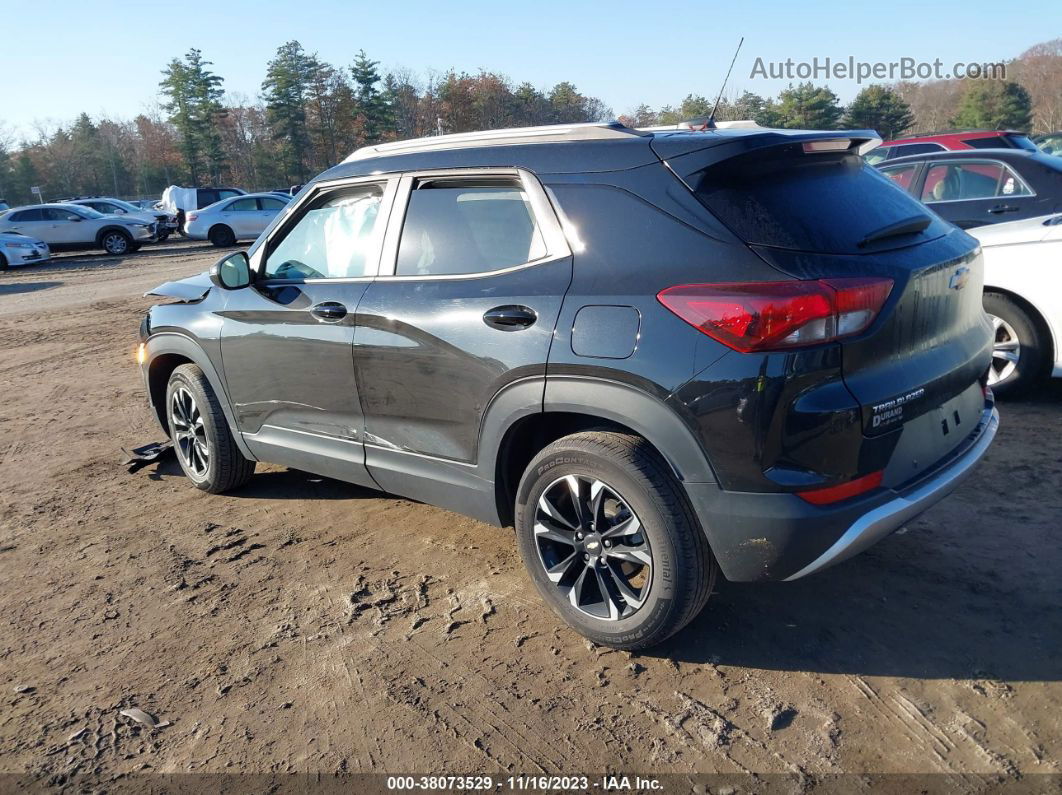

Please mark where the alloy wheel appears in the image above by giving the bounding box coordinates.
[170,386,210,478]
[987,314,1020,386]
[103,233,128,255]
[533,474,652,621]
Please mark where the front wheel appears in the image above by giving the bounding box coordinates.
[166,364,255,493]
[101,231,132,255]
[983,292,1048,396]
[515,431,716,650]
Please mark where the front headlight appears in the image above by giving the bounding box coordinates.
[131,222,152,229]
[3,240,35,250]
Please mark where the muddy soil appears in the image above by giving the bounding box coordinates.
[0,241,1059,786]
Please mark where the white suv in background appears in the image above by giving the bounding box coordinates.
[184,193,291,246]
[0,203,156,255]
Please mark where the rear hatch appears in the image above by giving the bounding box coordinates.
[666,136,992,483]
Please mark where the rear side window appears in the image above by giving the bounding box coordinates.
[258,197,287,211]
[963,135,1037,151]
[227,198,258,211]
[10,209,43,222]
[396,178,547,276]
[689,147,934,254]
[880,163,918,191]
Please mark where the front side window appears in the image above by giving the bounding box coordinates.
[396,178,546,277]
[264,183,385,280]
[921,162,1032,202]
[227,198,258,212]
[45,207,89,221]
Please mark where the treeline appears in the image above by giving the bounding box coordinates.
[1,38,1059,206]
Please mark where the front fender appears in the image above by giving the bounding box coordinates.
[142,331,257,461]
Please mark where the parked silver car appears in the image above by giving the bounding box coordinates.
[0,231,50,268]
[66,197,178,240]
[184,193,292,247]
[0,203,156,255]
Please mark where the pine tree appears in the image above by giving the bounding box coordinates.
[952,81,1033,131]
[351,50,391,144]
[776,82,844,129]
[262,41,313,182]
[845,85,914,139]
[160,49,227,184]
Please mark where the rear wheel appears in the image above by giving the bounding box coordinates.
[515,431,716,650]
[983,292,1048,396]
[165,364,255,493]
[208,225,236,247]
[101,230,132,255]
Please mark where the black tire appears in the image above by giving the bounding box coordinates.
[100,230,133,255]
[983,292,1049,397]
[0,252,8,271]
[208,225,236,248]
[515,431,716,650]
[165,363,255,493]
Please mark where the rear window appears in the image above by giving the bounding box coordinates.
[963,134,1038,152]
[689,146,936,254]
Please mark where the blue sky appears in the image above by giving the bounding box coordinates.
[3,0,1054,138]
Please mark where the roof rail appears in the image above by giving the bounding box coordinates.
[636,119,763,132]
[342,121,647,163]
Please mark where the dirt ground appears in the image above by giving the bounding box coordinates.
[0,240,1059,789]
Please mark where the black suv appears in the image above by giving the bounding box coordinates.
[138,122,998,649]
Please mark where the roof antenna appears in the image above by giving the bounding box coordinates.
[690,36,744,131]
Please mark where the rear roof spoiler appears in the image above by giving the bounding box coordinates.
[651,128,882,169]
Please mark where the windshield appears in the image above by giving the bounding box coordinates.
[68,205,104,219]
[110,199,143,213]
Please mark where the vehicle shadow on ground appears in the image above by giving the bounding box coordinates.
[0,280,63,296]
[146,457,375,502]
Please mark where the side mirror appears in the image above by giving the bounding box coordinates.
[66,215,82,222]
[210,251,253,290]
[114,208,127,214]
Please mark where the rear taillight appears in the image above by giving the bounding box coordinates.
[657,278,893,353]
[187,213,198,223]
[798,470,883,505]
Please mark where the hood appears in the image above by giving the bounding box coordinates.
[0,231,46,245]
[145,271,212,302]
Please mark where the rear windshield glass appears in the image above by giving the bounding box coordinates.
[963,134,1038,152]
[689,145,936,254]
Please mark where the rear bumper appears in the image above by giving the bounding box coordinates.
[686,400,998,582]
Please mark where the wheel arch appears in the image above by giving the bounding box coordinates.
[95,225,132,246]
[144,333,256,460]
[983,285,1057,367]
[483,376,717,527]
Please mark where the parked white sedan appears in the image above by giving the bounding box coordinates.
[970,214,1062,395]
[185,193,292,247]
[0,231,50,269]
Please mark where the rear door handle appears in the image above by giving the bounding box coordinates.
[988,204,1020,214]
[483,305,537,331]
[310,301,348,322]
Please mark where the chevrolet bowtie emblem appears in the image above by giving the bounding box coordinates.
[949,266,971,290]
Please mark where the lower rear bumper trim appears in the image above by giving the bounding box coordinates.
[783,405,999,581]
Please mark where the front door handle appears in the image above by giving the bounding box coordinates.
[483,305,537,331]
[310,301,348,322]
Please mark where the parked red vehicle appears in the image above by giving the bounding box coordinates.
[866,130,1039,164]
